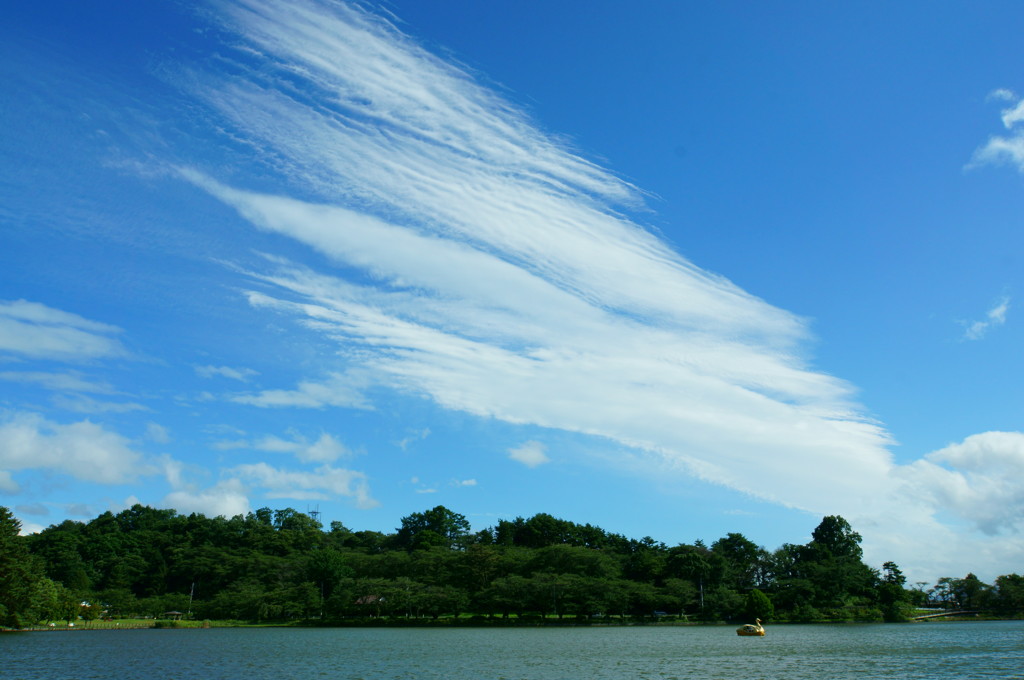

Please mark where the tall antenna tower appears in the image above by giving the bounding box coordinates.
[308,504,321,524]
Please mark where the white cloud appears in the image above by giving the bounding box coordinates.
[301,433,349,462]
[231,461,377,508]
[177,0,891,519]
[0,470,18,493]
[961,296,1009,340]
[116,496,144,516]
[19,521,45,536]
[0,410,149,487]
[0,371,116,394]
[250,435,301,453]
[396,428,430,451]
[970,90,1024,171]
[842,431,1024,582]
[195,364,259,382]
[988,88,1017,103]
[51,394,149,414]
[231,371,372,410]
[253,431,350,462]
[0,299,128,362]
[897,432,1024,536]
[158,454,189,490]
[160,2,1022,580]
[146,422,172,444]
[203,0,639,207]
[215,430,351,462]
[508,441,551,468]
[234,262,889,511]
[972,135,1024,170]
[1001,99,1024,128]
[163,478,251,518]
[205,423,248,437]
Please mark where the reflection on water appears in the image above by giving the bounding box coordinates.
[3,621,1022,680]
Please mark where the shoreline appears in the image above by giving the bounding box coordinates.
[5,613,1012,633]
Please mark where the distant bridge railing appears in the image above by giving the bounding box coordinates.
[912,610,979,620]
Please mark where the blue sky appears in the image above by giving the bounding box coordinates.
[2,0,1023,584]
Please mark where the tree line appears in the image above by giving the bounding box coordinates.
[2,504,1022,628]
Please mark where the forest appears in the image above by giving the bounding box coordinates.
[2,504,1022,628]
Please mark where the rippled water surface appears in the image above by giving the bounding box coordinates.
[3,621,1023,680]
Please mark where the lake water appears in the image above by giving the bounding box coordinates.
[3,621,1023,680]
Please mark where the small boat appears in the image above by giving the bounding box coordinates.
[736,618,765,636]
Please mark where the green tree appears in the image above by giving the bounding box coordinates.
[306,548,352,614]
[803,516,874,609]
[993,574,1024,614]
[475,574,531,618]
[658,578,698,616]
[414,583,468,619]
[882,561,906,587]
[528,544,619,579]
[25,520,92,591]
[562,576,611,618]
[98,588,138,618]
[623,581,661,619]
[810,516,863,560]
[876,561,911,621]
[453,544,501,596]
[951,573,991,610]
[930,577,957,608]
[743,588,774,621]
[323,577,357,618]
[29,577,61,624]
[622,540,666,583]
[408,548,458,585]
[0,506,43,628]
[712,533,767,592]
[55,582,81,623]
[396,506,471,551]
[666,544,719,613]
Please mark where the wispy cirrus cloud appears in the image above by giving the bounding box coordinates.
[0,299,128,362]
[146,0,1024,578]
[195,364,259,382]
[0,370,116,394]
[175,0,891,521]
[230,370,372,410]
[51,394,149,415]
[0,368,147,415]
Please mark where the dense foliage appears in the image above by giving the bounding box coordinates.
[2,504,1021,627]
